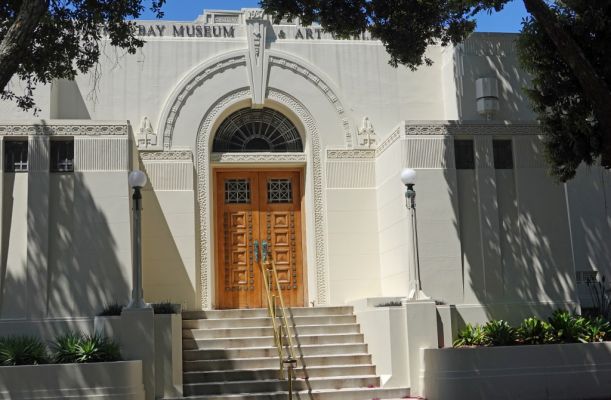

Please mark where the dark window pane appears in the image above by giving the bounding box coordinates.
[4,140,28,172]
[50,140,74,172]
[493,140,513,169]
[454,139,475,170]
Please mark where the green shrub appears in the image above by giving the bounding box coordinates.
[548,310,588,343]
[584,316,610,343]
[97,303,125,316]
[52,332,121,363]
[374,301,403,307]
[0,336,49,365]
[516,317,554,345]
[453,324,486,347]
[151,301,180,314]
[482,320,516,346]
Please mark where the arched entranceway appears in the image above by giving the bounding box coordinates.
[212,107,306,309]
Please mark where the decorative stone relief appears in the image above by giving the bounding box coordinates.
[136,117,157,148]
[211,152,307,163]
[268,55,354,148]
[245,11,269,107]
[158,55,247,150]
[357,116,376,148]
[140,151,192,161]
[0,124,128,136]
[327,149,376,159]
[196,87,330,309]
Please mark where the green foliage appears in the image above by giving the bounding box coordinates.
[52,332,121,363]
[586,275,611,320]
[151,301,180,314]
[97,303,125,317]
[516,2,611,181]
[0,0,166,111]
[584,316,610,343]
[482,320,516,346]
[374,301,403,307]
[548,310,589,343]
[453,323,486,347]
[0,336,49,365]
[516,317,554,345]
[261,0,510,69]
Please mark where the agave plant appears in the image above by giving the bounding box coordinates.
[0,336,49,365]
[453,324,486,347]
[52,332,121,363]
[516,317,554,345]
[548,310,588,343]
[482,320,516,346]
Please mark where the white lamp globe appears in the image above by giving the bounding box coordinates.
[129,170,148,188]
[400,168,417,186]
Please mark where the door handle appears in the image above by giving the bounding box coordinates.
[253,240,259,263]
[262,240,268,262]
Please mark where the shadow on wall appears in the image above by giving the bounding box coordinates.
[432,133,578,328]
[141,176,196,310]
[0,172,130,330]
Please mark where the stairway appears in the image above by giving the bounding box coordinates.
[175,306,413,400]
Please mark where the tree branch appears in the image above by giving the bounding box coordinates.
[522,0,611,166]
[0,0,48,93]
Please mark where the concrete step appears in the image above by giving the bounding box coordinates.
[183,307,354,320]
[183,343,368,360]
[184,375,381,396]
[184,353,372,372]
[182,315,356,329]
[182,333,365,350]
[183,365,377,383]
[166,387,411,400]
[184,324,361,339]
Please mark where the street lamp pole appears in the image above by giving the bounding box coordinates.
[401,168,430,301]
[127,170,150,309]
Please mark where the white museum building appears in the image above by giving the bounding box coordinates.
[1,8,610,400]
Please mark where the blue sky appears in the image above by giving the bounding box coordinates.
[139,0,528,33]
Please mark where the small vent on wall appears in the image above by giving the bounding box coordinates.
[576,271,598,284]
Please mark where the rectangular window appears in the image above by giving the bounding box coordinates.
[493,139,513,169]
[4,140,28,172]
[50,139,74,172]
[454,139,475,169]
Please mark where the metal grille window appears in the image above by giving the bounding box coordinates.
[213,108,303,152]
[267,179,292,203]
[454,139,475,169]
[4,140,28,172]
[224,179,251,204]
[50,139,74,172]
[493,139,513,169]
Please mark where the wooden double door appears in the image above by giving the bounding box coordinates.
[215,170,304,309]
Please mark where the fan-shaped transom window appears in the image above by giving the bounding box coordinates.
[212,108,303,152]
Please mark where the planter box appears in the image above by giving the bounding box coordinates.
[154,313,183,398]
[422,342,611,400]
[0,360,144,400]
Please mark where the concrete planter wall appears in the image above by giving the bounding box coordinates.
[422,342,611,400]
[0,360,144,400]
[154,313,183,398]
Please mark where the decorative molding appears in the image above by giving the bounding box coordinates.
[0,124,128,136]
[402,137,454,169]
[326,161,375,188]
[243,8,265,20]
[375,127,401,157]
[245,14,268,106]
[327,149,376,160]
[140,151,192,161]
[158,54,247,150]
[268,55,353,148]
[267,88,330,305]
[211,152,307,163]
[74,137,129,171]
[136,116,157,148]
[404,122,541,136]
[195,87,330,308]
[28,136,49,172]
[357,116,376,148]
[142,162,193,191]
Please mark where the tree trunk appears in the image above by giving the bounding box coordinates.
[0,0,48,93]
[522,0,611,167]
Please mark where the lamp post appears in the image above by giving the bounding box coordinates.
[127,170,150,309]
[401,168,429,301]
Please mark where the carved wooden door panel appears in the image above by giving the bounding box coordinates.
[215,171,262,309]
[216,170,304,309]
[257,171,304,308]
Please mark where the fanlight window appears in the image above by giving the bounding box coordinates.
[212,108,303,152]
